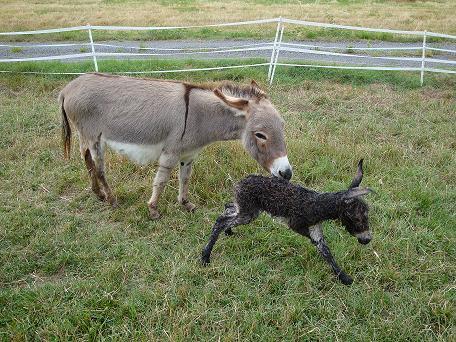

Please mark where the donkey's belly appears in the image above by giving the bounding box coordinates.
[105,139,164,165]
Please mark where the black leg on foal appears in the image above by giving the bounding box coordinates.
[308,225,353,285]
[201,209,238,265]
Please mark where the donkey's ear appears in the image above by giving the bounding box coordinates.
[343,187,372,200]
[251,79,261,88]
[349,158,364,189]
[214,88,249,111]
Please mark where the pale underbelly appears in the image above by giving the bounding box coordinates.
[104,139,164,165]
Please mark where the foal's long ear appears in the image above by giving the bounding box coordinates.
[214,88,249,111]
[343,187,373,200]
[349,159,364,189]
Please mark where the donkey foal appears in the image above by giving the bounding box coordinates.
[201,159,373,285]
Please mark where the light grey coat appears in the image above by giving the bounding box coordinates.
[60,73,292,218]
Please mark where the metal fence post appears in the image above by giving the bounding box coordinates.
[420,30,427,86]
[269,23,284,85]
[87,24,98,72]
[268,17,282,82]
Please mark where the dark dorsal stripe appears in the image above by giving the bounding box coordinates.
[181,84,193,139]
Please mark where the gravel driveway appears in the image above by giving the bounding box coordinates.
[1,39,455,69]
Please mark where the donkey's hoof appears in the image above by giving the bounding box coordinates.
[93,190,106,202]
[148,206,161,220]
[107,197,118,208]
[183,202,196,213]
[179,198,196,213]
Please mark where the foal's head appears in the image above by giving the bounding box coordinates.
[338,159,373,245]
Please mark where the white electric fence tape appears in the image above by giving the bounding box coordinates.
[0,17,454,81]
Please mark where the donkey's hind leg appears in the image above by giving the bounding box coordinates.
[90,139,117,207]
[83,149,105,201]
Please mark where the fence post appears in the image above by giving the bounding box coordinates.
[87,24,98,72]
[268,17,282,82]
[420,30,426,86]
[269,23,284,85]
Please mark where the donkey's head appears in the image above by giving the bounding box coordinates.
[214,80,292,180]
[338,159,373,245]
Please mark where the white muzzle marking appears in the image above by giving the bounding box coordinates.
[270,155,292,178]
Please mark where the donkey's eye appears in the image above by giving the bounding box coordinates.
[254,132,267,140]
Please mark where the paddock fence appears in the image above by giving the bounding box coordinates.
[1,17,455,85]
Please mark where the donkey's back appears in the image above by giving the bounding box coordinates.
[60,73,186,145]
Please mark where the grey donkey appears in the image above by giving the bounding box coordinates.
[202,159,373,285]
[60,73,292,219]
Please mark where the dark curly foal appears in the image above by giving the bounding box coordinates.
[202,159,373,285]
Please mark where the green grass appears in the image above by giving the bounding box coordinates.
[3,25,445,44]
[0,62,455,340]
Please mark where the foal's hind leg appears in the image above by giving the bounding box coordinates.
[90,139,117,207]
[201,203,258,265]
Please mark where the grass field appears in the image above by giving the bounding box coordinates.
[0,61,455,339]
[1,0,456,42]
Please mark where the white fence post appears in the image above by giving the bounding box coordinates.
[87,24,98,72]
[269,23,284,85]
[420,30,427,86]
[268,17,281,82]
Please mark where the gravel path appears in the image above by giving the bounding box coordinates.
[1,39,455,69]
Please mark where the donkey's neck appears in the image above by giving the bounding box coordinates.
[191,90,246,143]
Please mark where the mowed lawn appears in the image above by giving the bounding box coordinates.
[0,66,455,340]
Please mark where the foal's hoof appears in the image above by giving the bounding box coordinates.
[201,253,210,266]
[225,229,235,236]
[338,273,353,286]
[148,206,161,220]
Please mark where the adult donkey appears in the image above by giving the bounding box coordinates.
[60,73,292,219]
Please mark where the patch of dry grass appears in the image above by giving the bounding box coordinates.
[1,0,455,40]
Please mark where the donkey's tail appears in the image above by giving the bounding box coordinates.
[59,93,71,159]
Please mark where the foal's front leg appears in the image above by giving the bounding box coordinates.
[147,153,179,220]
[308,224,353,285]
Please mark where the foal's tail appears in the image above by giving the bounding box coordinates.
[59,93,71,159]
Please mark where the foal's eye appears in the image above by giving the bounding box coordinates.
[254,132,267,140]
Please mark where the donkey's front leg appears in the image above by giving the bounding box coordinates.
[147,153,179,220]
[309,224,353,285]
[178,159,196,213]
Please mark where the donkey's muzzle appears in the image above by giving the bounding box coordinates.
[279,168,292,181]
[271,156,292,181]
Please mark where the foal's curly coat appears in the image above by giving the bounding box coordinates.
[202,159,373,285]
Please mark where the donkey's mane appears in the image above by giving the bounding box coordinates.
[218,81,267,100]
[89,73,267,100]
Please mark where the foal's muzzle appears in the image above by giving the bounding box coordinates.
[356,231,372,245]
